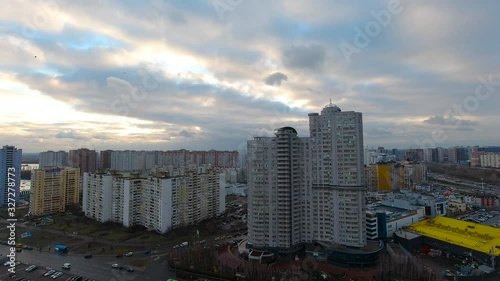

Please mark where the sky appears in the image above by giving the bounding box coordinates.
[1,0,499,153]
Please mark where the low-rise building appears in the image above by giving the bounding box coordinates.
[366,203,423,240]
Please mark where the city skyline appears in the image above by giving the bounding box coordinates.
[2,1,500,153]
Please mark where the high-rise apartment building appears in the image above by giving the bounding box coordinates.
[69,148,97,175]
[0,145,22,207]
[99,150,113,170]
[247,127,303,253]
[480,152,500,168]
[30,167,80,216]
[308,105,366,247]
[247,104,367,253]
[83,169,225,233]
[39,150,68,168]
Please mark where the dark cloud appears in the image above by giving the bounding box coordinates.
[179,130,195,138]
[264,72,288,86]
[423,116,478,126]
[282,44,326,70]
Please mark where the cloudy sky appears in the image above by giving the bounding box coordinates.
[1,0,499,153]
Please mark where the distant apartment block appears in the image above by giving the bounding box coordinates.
[364,148,396,165]
[39,150,68,168]
[69,148,97,175]
[0,145,22,207]
[365,162,427,191]
[447,147,469,165]
[480,152,500,168]
[30,167,80,216]
[99,150,113,170]
[109,150,239,171]
[470,151,482,167]
[83,168,225,233]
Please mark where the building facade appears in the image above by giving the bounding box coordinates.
[247,104,367,254]
[247,127,303,253]
[0,145,22,207]
[83,169,225,233]
[30,167,80,216]
[39,150,68,168]
[69,148,97,175]
[99,150,113,170]
[108,150,240,172]
[480,152,500,168]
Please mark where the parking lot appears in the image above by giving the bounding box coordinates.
[458,210,500,227]
[0,261,96,281]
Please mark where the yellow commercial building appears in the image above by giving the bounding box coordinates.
[376,164,392,191]
[30,167,80,216]
[407,216,500,256]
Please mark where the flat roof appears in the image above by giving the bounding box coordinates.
[407,216,500,256]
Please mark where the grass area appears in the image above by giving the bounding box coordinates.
[58,237,84,245]
[92,230,132,241]
[125,233,167,244]
[0,226,61,248]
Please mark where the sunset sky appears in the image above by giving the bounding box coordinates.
[1,0,499,153]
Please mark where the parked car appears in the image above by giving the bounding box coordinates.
[116,253,123,258]
[25,264,38,272]
[44,269,56,276]
[84,254,92,259]
[126,267,135,272]
[111,264,119,268]
[125,252,133,257]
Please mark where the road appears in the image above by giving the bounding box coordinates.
[0,244,176,281]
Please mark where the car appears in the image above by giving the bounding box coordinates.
[116,253,123,257]
[26,264,38,272]
[84,254,92,259]
[144,250,151,255]
[125,251,133,257]
[126,267,135,272]
[52,271,64,279]
[45,270,56,276]
[111,264,119,268]
[118,265,124,270]
[62,262,71,269]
